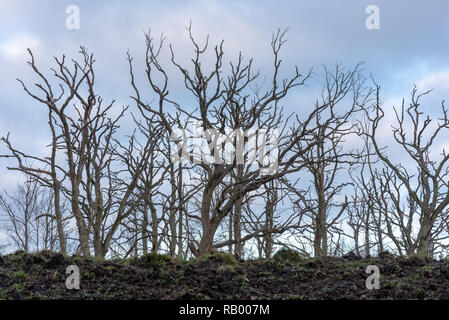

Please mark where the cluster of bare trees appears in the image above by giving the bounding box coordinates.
[347,86,449,258]
[1,28,449,259]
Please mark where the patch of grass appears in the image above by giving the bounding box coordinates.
[235,274,246,283]
[7,254,23,265]
[84,271,95,280]
[0,289,8,300]
[138,253,174,268]
[408,254,428,265]
[421,265,432,272]
[104,265,116,272]
[85,256,105,264]
[343,260,366,268]
[247,257,267,264]
[273,248,304,265]
[197,251,237,265]
[12,283,25,293]
[217,264,236,274]
[119,257,136,266]
[13,270,28,280]
[418,265,433,278]
[177,257,189,265]
[32,264,44,272]
[304,257,324,268]
[73,256,84,264]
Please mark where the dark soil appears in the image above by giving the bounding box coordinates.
[0,249,448,300]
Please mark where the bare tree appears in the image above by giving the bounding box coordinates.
[1,108,68,254]
[0,177,44,252]
[363,85,449,257]
[4,26,449,261]
[284,64,367,257]
[243,180,289,258]
[127,27,367,256]
[2,48,160,257]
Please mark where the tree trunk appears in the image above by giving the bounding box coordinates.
[233,165,243,258]
[53,185,67,255]
[364,211,370,257]
[416,217,432,257]
[142,202,149,255]
[150,203,158,252]
[177,164,184,258]
[264,188,274,258]
[233,199,242,257]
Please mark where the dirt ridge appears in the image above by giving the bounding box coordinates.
[0,250,448,300]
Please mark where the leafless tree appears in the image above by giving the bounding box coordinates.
[362,84,449,257]
[127,26,368,256]
[4,26,449,261]
[2,48,158,257]
[284,64,368,257]
[0,177,56,252]
[347,136,386,257]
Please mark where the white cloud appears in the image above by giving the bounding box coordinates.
[132,0,267,63]
[416,70,449,95]
[0,34,40,61]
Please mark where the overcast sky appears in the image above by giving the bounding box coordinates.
[1,0,449,192]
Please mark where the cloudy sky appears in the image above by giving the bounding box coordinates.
[1,0,449,191]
